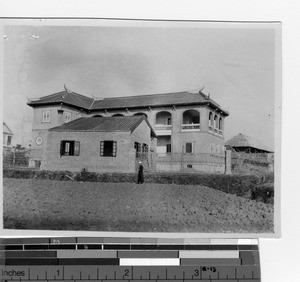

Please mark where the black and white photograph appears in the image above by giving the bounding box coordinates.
[1,19,281,235]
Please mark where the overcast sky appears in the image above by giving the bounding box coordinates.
[2,21,279,150]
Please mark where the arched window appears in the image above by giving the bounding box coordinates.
[209,112,213,130]
[182,110,200,130]
[214,115,218,130]
[112,114,124,117]
[219,117,223,134]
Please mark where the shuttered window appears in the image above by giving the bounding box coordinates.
[60,141,80,156]
[100,141,117,157]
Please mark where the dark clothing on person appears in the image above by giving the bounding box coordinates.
[137,164,144,184]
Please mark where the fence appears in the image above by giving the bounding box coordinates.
[2,148,30,170]
[156,152,226,173]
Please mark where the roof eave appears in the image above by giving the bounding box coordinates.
[27,101,89,112]
[90,102,228,115]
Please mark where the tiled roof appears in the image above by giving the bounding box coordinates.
[27,90,94,109]
[27,88,229,115]
[49,116,156,137]
[91,91,228,115]
[225,133,272,153]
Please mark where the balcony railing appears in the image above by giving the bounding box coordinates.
[182,124,200,131]
[155,124,172,130]
[155,124,172,135]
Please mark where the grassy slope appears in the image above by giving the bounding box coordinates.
[3,178,274,233]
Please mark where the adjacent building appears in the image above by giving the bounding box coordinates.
[27,86,229,172]
[41,116,156,173]
[3,122,13,149]
[225,133,274,174]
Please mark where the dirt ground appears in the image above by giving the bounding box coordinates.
[3,178,274,233]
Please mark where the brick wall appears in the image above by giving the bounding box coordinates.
[41,120,153,173]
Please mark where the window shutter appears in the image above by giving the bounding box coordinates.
[100,141,104,156]
[65,142,70,155]
[74,141,80,156]
[112,141,117,157]
[60,141,64,156]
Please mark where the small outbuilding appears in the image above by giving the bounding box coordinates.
[225,133,273,174]
[41,116,157,173]
[225,133,272,153]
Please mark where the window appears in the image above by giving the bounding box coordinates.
[166,144,171,153]
[185,142,193,154]
[60,141,80,156]
[142,143,149,153]
[7,136,12,146]
[167,117,172,125]
[64,112,72,123]
[134,142,141,157]
[100,141,117,157]
[214,115,218,128]
[42,110,50,123]
[219,117,223,135]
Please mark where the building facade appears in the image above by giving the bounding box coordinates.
[39,116,156,173]
[27,86,229,172]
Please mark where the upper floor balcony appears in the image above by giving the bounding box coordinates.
[155,111,172,136]
[209,113,223,136]
[182,109,200,131]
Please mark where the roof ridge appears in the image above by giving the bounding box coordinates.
[102,91,192,100]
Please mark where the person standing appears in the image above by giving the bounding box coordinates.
[137,161,144,184]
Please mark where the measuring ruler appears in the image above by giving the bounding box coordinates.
[0,237,260,282]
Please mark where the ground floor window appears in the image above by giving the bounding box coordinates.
[185,142,193,154]
[166,144,171,153]
[142,143,149,153]
[60,141,80,156]
[100,141,117,157]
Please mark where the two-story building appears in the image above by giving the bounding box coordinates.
[27,86,229,172]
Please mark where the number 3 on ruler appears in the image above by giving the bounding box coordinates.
[194,269,199,277]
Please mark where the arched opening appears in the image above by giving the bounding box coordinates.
[214,115,218,131]
[182,109,200,130]
[133,112,147,118]
[209,111,213,131]
[155,111,172,127]
[93,114,103,117]
[219,117,223,135]
[112,114,124,117]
